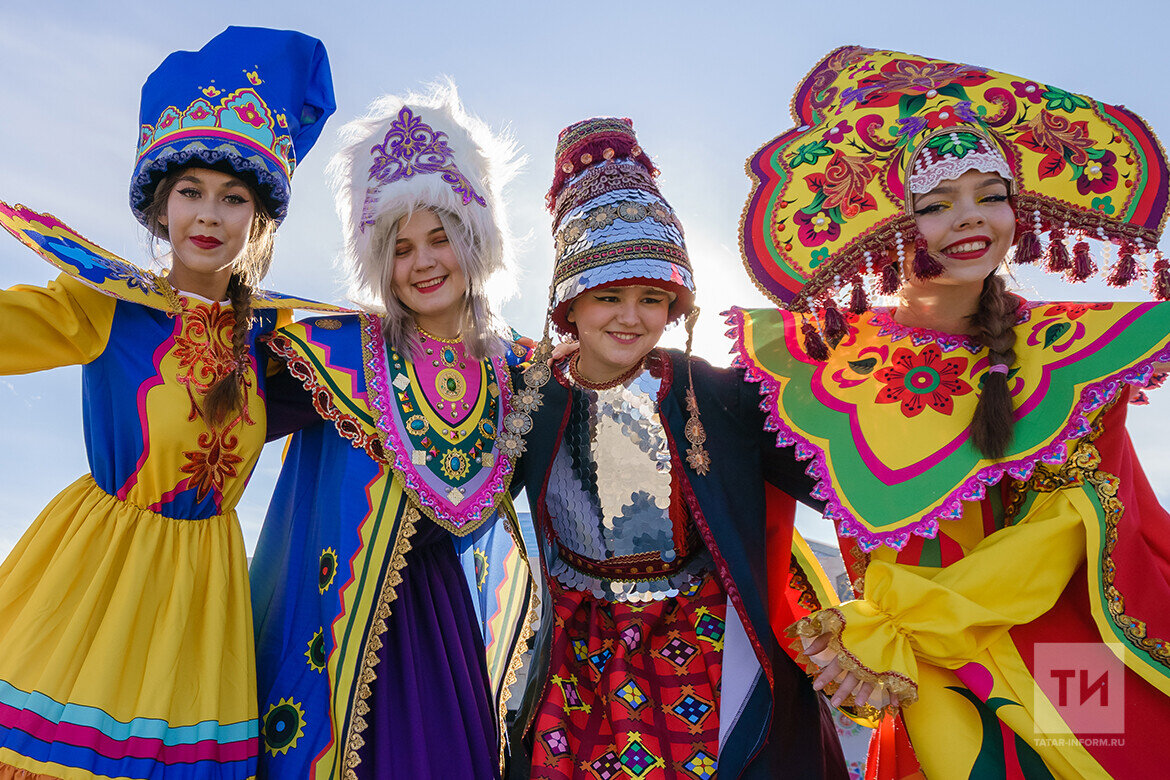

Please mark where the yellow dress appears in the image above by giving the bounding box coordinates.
[0,273,280,780]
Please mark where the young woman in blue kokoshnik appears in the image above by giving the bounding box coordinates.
[0,26,335,780]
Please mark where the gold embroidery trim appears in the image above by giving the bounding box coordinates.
[1025,396,1170,669]
[787,607,919,711]
[341,501,421,780]
[493,512,541,774]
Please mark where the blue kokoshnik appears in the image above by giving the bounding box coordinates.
[131,26,335,227]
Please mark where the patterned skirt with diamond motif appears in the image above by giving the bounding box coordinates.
[531,571,725,780]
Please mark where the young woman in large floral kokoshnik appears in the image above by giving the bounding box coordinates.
[507,117,849,780]
[250,85,538,780]
[730,46,1170,778]
[0,26,336,780]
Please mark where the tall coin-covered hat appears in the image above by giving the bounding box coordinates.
[518,117,709,473]
[131,25,336,230]
[546,117,694,334]
[740,46,1170,315]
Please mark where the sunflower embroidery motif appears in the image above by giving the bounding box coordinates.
[874,344,973,417]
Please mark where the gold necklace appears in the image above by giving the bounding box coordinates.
[568,353,643,390]
[416,324,463,344]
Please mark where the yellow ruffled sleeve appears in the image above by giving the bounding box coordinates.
[791,488,1087,706]
[0,273,116,374]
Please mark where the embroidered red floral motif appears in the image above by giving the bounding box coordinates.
[181,427,245,502]
[173,303,244,420]
[875,344,973,417]
[173,301,254,501]
[1043,302,1112,320]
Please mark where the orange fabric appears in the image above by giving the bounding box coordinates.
[0,761,63,780]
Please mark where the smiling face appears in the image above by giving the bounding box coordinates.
[567,284,673,383]
[389,209,468,338]
[907,168,1016,291]
[158,167,258,300]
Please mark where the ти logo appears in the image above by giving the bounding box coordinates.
[1034,642,1126,736]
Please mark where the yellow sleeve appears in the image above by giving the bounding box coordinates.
[790,487,1087,705]
[0,273,117,374]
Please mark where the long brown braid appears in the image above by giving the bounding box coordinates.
[202,275,257,425]
[144,167,276,425]
[968,272,1019,459]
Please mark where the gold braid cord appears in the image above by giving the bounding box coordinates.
[342,502,421,780]
[494,513,541,774]
[1025,396,1170,669]
[787,608,919,713]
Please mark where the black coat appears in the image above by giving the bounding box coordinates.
[508,350,847,779]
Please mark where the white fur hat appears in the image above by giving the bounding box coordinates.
[328,81,521,306]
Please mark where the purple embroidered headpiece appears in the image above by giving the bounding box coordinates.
[359,106,488,232]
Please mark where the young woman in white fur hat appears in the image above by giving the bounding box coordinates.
[250,84,536,779]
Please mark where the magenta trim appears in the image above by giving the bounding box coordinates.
[363,314,515,531]
[869,308,984,353]
[1015,304,1155,419]
[723,306,1170,552]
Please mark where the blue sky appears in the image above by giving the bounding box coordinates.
[2,0,1169,554]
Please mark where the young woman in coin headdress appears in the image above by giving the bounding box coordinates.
[507,117,849,780]
[0,26,335,780]
[732,46,1170,778]
[250,84,537,779]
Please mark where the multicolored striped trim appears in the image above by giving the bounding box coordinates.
[0,681,257,780]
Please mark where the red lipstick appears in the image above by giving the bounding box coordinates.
[414,276,447,294]
[942,235,991,260]
[189,235,222,250]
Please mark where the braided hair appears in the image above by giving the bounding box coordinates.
[967,272,1019,459]
[144,167,276,425]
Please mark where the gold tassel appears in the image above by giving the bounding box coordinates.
[682,307,711,475]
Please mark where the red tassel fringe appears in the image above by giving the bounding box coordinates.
[1070,241,1095,281]
[822,302,848,346]
[880,262,900,295]
[913,240,946,279]
[1154,259,1170,301]
[1107,244,1138,287]
[849,279,868,314]
[1047,231,1071,272]
[1015,230,1042,264]
[801,320,830,361]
